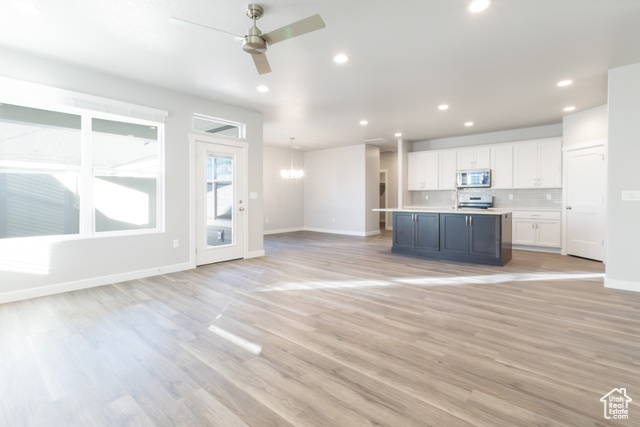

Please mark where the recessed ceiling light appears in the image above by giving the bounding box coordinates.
[394,132,402,137]
[359,120,368,125]
[464,122,474,127]
[333,54,349,64]
[563,106,576,112]
[467,0,492,14]
[557,80,573,87]
[14,2,42,14]
[256,85,269,93]
[438,104,449,111]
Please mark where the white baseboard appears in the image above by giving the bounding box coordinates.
[386,226,393,230]
[263,227,304,235]
[0,262,194,305]
[605,277,640,292]
[245,250,265,259]
[512,245,561,254]
[364,230,381,236]
[303,227,372,237]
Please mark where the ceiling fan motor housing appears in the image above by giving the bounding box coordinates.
[242,26,268,54]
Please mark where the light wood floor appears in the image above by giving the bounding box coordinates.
[2,230,639,426]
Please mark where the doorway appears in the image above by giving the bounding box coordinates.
[564,142,606,262]
[194,138,247,266]
[380,170,388,231]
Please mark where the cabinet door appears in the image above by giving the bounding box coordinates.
[536,220,561,247]
[490,145,513,189]
[439,151,458,190]
[469,215,500,258]
[457,150,476,170]
[439,214,469,255]
[537,140,562,188]
[393,213,415,248]
[513,218,536,245]
[424,152,440,190]
[474,148,491,169]
[415,213,439,251]
[407,153,425,191]
[513,143,538,188]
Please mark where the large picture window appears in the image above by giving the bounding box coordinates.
[0,101,164,240]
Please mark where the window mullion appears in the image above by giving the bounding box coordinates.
[80,115,93,236]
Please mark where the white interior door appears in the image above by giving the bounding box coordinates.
[566,145,606,261]
[196,141,246,266]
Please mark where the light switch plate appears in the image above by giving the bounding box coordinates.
[250,192,258,200]
[622,190,640,201]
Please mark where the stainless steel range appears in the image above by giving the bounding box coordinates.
[458,195,493,209]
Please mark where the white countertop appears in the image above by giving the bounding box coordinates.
[373,207,512,215]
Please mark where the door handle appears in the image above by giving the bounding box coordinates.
[566,206,572,210]
[239,207,245,211]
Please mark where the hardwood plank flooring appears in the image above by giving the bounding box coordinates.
[1,230,639,426]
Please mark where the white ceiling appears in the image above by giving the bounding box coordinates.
[1,0,640,152]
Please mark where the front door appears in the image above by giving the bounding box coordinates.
[566,144,606,261]
[195,141,245,266]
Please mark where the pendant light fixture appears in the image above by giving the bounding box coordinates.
[280,137,304,179]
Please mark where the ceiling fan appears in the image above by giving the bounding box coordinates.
[170,4,326,75]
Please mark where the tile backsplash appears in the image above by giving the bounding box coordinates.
[410,188,563,209]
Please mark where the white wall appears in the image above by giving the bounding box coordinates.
[304,145,367,235]
[364,145,381,235]
[413,124,563,151]
[0,47,263,303]
[263,146,304,234]
[605,63,640,291]
[398,139,410,208]
[380,151,398,226]
[563,105,608,146]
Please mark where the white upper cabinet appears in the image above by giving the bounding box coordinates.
[513,138,562,188]
[408,151,438,190]
[424,152,439,190]
[490,144,513,189]
[457,148,490,170]
[438,150,457,190]
[408,152,425,191]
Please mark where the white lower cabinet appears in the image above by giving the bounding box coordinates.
[512,211,561,248]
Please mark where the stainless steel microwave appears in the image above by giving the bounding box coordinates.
[456,169,491,188]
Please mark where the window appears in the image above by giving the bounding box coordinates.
[0,101,164,240]
[194,114,245,139]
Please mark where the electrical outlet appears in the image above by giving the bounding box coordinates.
[265,218,269,223]
[546,194,552,200]
[508,194,513,200]
[425,194,429,200]
[173,239,179,248]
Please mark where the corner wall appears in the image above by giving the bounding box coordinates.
[605,63,640,291]
[303,145,369,235]
[562,105,608,146]
[263,146,304,234]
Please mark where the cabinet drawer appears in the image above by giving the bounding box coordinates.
[512,211,561,220]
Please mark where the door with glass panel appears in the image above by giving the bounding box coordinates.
[196,141,245,265]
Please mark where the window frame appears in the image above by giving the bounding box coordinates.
[0,99,165,242]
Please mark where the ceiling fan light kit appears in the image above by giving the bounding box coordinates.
[171,3,326,75]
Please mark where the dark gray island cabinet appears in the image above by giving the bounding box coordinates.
[392,210,512,266]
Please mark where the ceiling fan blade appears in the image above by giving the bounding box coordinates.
[169,17,244,38]
[252,53,272,75]
[262,14,326,45]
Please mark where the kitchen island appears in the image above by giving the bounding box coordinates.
[375,208,512,266]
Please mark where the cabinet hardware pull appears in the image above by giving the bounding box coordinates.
[470,216,473,226]
[465,216,468,226]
